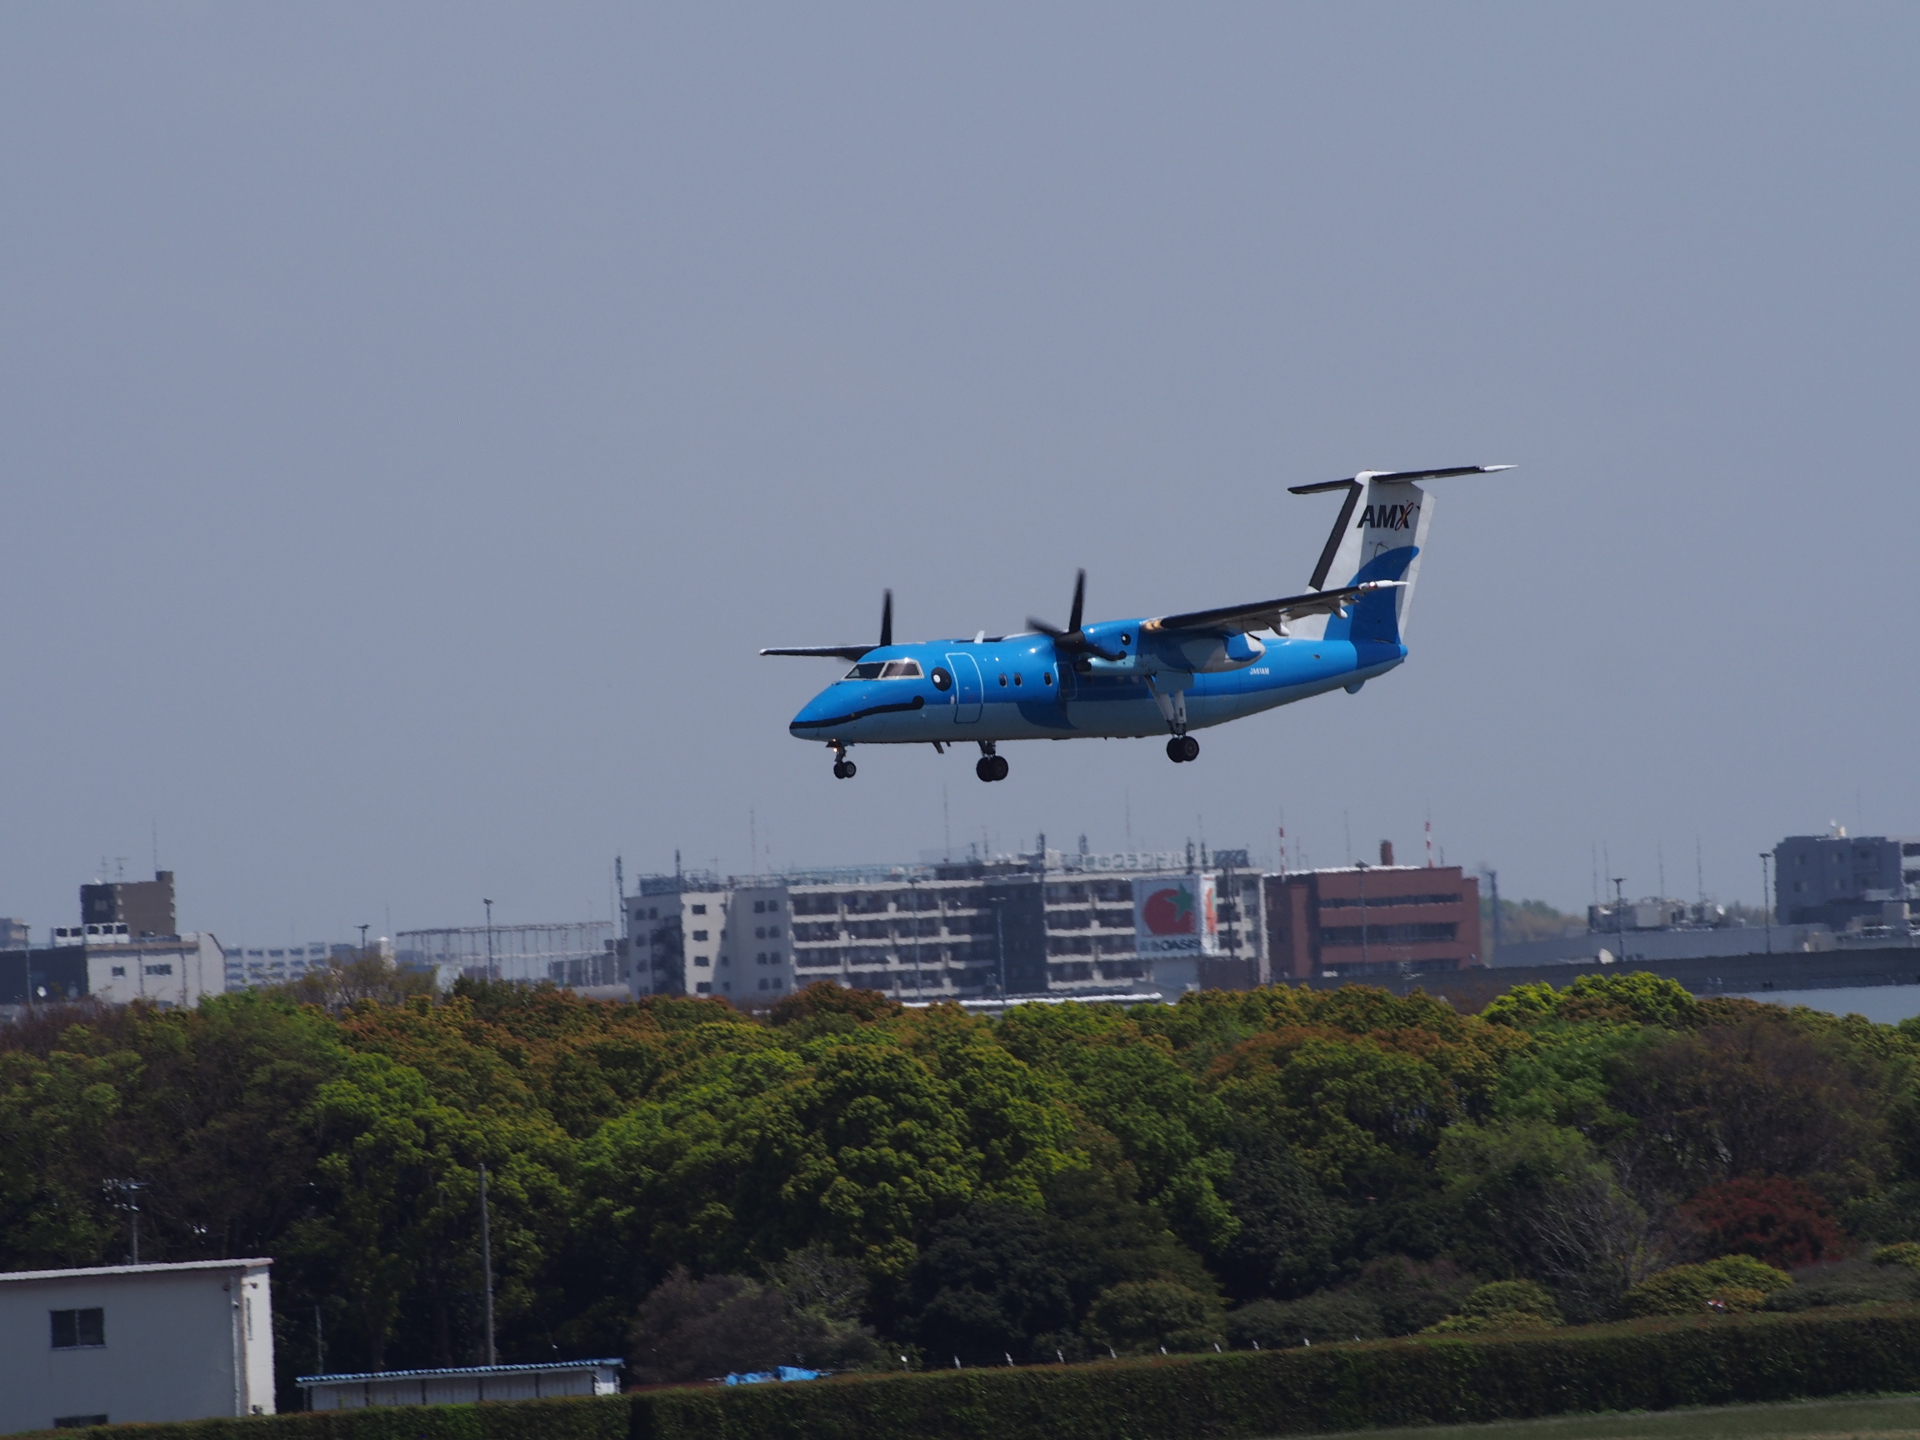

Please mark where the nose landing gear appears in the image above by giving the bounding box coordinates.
[829,741,857,779]
[975,741,1009,782]
[1166,735,1200,764]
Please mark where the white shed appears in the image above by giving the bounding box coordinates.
[299,1359,622,1410]
[0,1258,274,1435]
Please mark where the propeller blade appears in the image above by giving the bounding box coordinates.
[880,589,893,648]
[1026,616,1066,638]
[1068,569,1086,634]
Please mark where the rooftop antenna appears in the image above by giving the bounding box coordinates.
[943,785,951,862]
[615,854,625,904]
[1658,843,1667,899]
[1425,812,1434,869]
[1343,810,1352,866]
[151,819,158,874]
[749,810,758,880]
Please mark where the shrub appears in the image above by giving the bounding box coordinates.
[1081,1280,1223,1355]
[628,1264,878,1384]
[1874,1241,1920,1271]
[40,1305,1920,1440]
[1426,1280,1563,1333]
[1348,1255,1481,1335]
[1681,1175,1847,1269]
[1624,1255,1794,1316]
[1768,1256,1920,1311]
[1227,1292,1385,1347]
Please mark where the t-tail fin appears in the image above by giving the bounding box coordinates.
[1288,465,1511,644]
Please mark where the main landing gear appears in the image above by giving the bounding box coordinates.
[975,740,1009,783]
[1166,735,1200,764]
[829,741,857,779]
[1150,680,1198,764]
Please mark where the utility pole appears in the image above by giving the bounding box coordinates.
[105,1179,147,1264]
[992,898,1008,1003]
[1480,867,1501,957]
[358,924,370,955]
[909,877,923,1000]
[1760,852,1773,955]
[315,1304,326,1376]
[1357,862,1369,968]
[483,899,496,982]
[478,1164,497,1366]
[1613,878,1628,962]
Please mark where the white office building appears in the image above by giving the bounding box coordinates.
[0,1258,274,1434]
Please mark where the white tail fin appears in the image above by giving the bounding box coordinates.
[1287,466,1509,643]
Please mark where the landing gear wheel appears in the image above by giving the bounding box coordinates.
[833,760,856,779]
[1166,735,1199,763]
[975,755,1010,782]
[990,754,1009,781]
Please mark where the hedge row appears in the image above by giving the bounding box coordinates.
[52,1305,1920,1440]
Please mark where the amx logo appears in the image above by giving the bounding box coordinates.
[1357,502,1420,531]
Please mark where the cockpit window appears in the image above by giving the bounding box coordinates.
[843,660,924,681]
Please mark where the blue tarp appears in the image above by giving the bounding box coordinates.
[722,1366,823,1386]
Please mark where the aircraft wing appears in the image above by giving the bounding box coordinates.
[1155,580,1405,635]
[760,645,874,660]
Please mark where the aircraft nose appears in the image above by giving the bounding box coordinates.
[788,688,840,736]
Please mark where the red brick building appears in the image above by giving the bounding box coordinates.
[1264,856,1482,979]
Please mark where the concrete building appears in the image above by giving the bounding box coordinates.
[80,872,177,940]
[626,844,1267,1002]
[2,934,226,1014]
[1264,848,1482,980]
[223,942,350,991]
[1776,829,1920,932]
[0,1258,274,1434]
[0,918,29,949]
[300,1359,620,1410]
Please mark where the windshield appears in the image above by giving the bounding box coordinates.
[843,659,924,681]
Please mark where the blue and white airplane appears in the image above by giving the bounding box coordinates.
[764,465,1509,782]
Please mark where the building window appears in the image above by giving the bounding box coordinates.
[695,955,711,967]
[111,966,125,977]
[695,982,711,994]
[51,1309,104,1349]
[768,926,780,938]
[144,964,173,976]
[692,930,708,942]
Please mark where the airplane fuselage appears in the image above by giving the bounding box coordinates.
[787,630,1407,746]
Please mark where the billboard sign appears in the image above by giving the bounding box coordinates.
[1132,874,1218,956]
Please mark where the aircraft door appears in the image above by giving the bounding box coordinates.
[943,652,984,722]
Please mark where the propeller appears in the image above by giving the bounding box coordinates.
[1028,570,1126,662]
[880,589,892,648]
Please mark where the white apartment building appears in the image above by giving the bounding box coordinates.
[627,847,1268,1003]
[0,1258,274,1434]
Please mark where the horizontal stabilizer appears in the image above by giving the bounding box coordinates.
[1289,463,1512,495]
[760,645,874,660]
[1155,579,1405,635]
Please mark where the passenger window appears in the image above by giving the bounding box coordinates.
[1043,672,1053,685]
[998,674,1007,686]
[1013,673,1023,686]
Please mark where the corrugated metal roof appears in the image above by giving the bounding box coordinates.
[298,1360,621,1386]
[0,1258,271,1284]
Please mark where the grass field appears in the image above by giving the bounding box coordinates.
[1288,1394,1920,1440]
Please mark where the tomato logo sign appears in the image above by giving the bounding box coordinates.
[1131,876,1219,956]
[1142,886,1195,935]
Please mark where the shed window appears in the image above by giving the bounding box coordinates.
[51,1309,104,1349]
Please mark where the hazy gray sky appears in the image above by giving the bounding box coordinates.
[3,4,1916,944]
